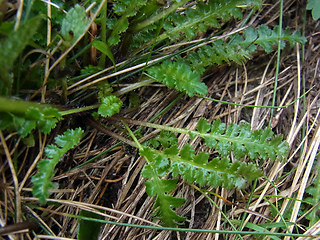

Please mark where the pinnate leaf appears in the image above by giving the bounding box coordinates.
[107,0,148,46]
[147,60,208,97]
[139,116,289,226]
[197,118,289,161]
[162,0,261,41]
[153,144,262,189]
[140,147,186,226]
[187,25,306,75]
[32,128,84,204]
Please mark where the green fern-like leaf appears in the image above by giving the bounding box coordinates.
[130,119,287,226]
[148,143,262,189]
[188,39,251,75]
[98,96,123,117]
[130,0,261,49]
[196,118,289,161]
[130,24,158,49]
[31,128,84,204]
[163,0,244,41]
[188,25,307,75]
[146,25,305,96]
[140,147,186,226]
[147,60,208,97]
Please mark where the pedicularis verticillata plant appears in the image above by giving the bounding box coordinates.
[0,0,306,226]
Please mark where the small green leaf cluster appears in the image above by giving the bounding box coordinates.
[31,128,84,204]
[139,119,289,225]
[0,107,62,138]
[98,96,123,117]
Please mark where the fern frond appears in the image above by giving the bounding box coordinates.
[126,120,287,226]
[158,0,261,42]
[130,0,261,49]
[188,25,307,75]
[239,25,307,53]
[196,118,289,161]
[145,25,306,96]
[188,39,251,75]
[146,60,208,97]
[32,128,84,204]
[123,117,289,161]
[146,140,262,189]
[140,147,186,226]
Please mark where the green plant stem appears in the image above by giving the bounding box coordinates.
[192,185,244,240]
[254,194,310,204]
[301,6,307,158]
[0,97,51,114]
[237,179,257,238]
[113,79,155,96]
[59,105,99,116]
[132,0,190,32]
[263,198,294,240]
[122,121,142,150]
[197,88,311,109]
[108,116,273,146]
[51,212,319,238]
[98,1,107,67]
[67,42,92,64]
[269,0,284,127]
